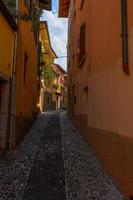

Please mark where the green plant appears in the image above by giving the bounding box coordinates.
[54,82,62,93]
[4,0,16,11]
[39,42,43,64]
[30,5,43,32]
[42,64,55,88]
[4,0,42,31]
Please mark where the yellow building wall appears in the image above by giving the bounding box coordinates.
[0,14,14,77]
[40,25,56,65]
[39,22,57,112]
[43,52,54,66]
[13,0,38,146]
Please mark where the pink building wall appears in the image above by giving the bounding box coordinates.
[66,0,133,197]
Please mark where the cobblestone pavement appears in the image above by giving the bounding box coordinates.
[60,112,124,200]
[0,111,124,200]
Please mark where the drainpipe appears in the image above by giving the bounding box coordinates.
[5,0,18,150]
[121,0,129,75]
[5,32,18,150]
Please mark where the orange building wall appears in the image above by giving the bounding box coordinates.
[68,0,133,197]
[0,14,14,77]
[0,12,15,150]
[12,0,38,147]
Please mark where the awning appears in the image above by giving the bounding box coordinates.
[39,0,52,11]
[58,0,70,18]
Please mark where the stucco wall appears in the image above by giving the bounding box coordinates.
[0,13,14,150]
[68,0,133,197]
[15,0,38,117]
[0,14,14,77]
[13,0,38,147]
[86,1,133,195]
[87,0,132,136]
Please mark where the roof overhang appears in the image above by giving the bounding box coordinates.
[58,0,70,18]
[0,1,18,31]
[54,64,67,74]
[39,0,52,11]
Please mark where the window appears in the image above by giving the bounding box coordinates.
[78,22,86,66]
[23,52,28,84]
[74,9,76,18]
[73,53,75,61]
[80,0,85,9]
[72,85,76,104]
[83,86,88,94]
[74,96,76,104]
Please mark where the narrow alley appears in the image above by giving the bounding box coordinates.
[0,111,124,200]
[1,0,133,199]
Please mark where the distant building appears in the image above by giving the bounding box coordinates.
[38,21,67,112]
[38,21,57,112]
[59,0,133,197]
[52,64,67,110]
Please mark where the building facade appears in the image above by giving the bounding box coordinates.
[38,21,57,112]
[0,1,17,152]
[59,0,133,197]
[38,23,67,112]
[0,0,52,150]
[13,0,52,147]
[52,64,67,110]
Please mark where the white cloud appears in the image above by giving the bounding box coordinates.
[41,11,68,70]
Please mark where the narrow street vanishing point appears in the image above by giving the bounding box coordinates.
[1,0,133,199]
[0,111,124,200]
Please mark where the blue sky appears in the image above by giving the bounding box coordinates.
[41,0,68,70]
[52,0,58,11]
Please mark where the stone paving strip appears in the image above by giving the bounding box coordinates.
[22,113,66,200]
[60,112,125,200]
[0,111,125,200]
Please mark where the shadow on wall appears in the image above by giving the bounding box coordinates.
[75,113,133,198]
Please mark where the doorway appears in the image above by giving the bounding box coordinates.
[0,78,9,150]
